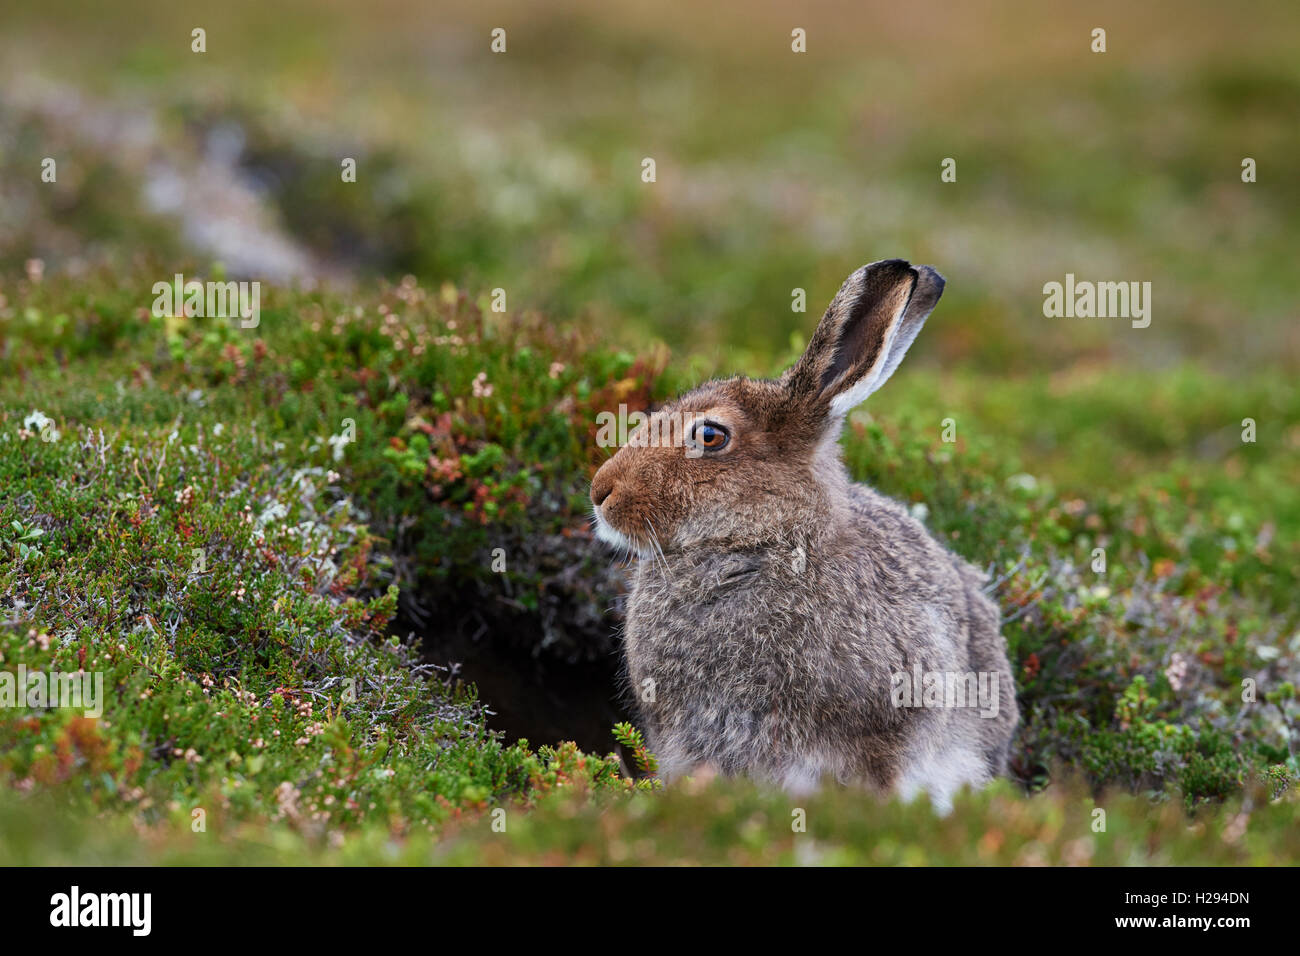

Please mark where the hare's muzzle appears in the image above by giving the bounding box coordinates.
[590,470,614,508]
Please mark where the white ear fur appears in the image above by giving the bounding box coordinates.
[826,304,909,418]
[825,263,944,417]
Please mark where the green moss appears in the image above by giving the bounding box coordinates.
[1,0,1297,859]
[2,268,1295,861]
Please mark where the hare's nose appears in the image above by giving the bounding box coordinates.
[591,473,615,508]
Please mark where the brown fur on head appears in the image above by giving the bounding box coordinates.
[590,259,945,557]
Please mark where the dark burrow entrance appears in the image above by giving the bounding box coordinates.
[429,631,631,754]
[394,530,638,755]
[409,620,635,756]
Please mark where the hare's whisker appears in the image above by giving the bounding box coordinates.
[644,518,669,578]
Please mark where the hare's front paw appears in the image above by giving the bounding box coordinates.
[677,762,720,793]
[777,756,833,796]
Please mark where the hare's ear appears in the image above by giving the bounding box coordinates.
[783,259,944,419]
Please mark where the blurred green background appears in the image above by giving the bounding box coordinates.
[5,0,1298,373]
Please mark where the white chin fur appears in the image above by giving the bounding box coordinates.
[592,509,654,559]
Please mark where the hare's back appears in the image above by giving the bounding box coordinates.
[843,482,966,586]
[841,481,991,655]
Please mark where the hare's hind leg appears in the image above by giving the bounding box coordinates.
[964,600,1019,778]
[896,742,990,814]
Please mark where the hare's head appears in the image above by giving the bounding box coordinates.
[590,259,944,557]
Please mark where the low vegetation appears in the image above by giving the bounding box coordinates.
[1,0,1296,863]
[1,265,1295,862]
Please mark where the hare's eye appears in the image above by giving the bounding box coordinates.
[691,421,730,450]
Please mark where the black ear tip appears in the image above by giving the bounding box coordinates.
[911,265,946,299]
[869,258,915,279]
[850,258,917,297]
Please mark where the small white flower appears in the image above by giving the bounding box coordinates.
[1165,652,1191,692]
[22,409,59,442]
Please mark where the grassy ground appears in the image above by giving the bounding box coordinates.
[1,0,1297,863]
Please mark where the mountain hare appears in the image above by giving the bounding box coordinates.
[590,259,1017,811]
